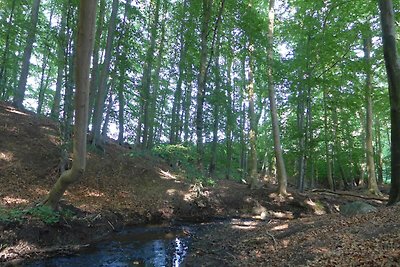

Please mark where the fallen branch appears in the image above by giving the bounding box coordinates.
[311,189,388,202]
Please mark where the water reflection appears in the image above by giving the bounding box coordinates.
[25,225,191,267]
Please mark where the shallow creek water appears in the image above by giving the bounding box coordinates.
[25,224,193,267]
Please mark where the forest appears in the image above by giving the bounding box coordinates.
[0,0,400,266]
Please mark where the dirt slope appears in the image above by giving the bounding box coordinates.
[0,102,398,266]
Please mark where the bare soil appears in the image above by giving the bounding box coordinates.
[0,102,398,266]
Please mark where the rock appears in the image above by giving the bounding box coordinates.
[340,201,377,216]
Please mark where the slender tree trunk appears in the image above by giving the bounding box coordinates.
[51,2,67,120]
[226,56,234,179]
[13,0,41,109]
[63,14,76,143]
[375,117,384,184]
[247,47,258,188]
[363,35,381,195]
[378,0,400,205]
[323,87,334,190]
[267,0,287,195]
[44,0,97,209]
[101,91,114,138]
[196,0,212,170]
[297,83,306,191]
[139,0,161,148]
[183,78,191,144]
[148,4,167,149]
[170,0,188,145]
[0,0,17,99]
[88,0,106,123]
[92,0,119,147]
[209,32,222,177]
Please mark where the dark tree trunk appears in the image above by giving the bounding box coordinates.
[51,2,67,120]
[0,0,17,99]
[378,0,400,205]
[88,0,106,123]
[196,0,212,170]
[91,0,119,147]
[13,0,41,109]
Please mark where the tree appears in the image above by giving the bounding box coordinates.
[91,0,119,147]
[363,33,381,195]
[378,0,400,205]
[13,0,41,109]
[267,0,288,195]
[44,0,97,209]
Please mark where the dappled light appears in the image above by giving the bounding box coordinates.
[1,196,29,205]
[271,223,289,232]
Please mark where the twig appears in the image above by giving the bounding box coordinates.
[266,231,277,250]
[107,220,115,231]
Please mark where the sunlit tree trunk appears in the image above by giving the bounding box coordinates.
[44,0,97,210]
[267,0,287,195]
[13,0,41,109]
[247,46,258,188]
[363,35,381,195]
[378,0,400,205]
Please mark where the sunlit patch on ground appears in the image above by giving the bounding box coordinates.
[271,223,289,231]
[2,196,29,205]
[159,169,180,181]
[0,151,14,162]
[84,189,105,198]
[5,107,29,116]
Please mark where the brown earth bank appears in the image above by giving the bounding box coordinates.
[0,101,398,266]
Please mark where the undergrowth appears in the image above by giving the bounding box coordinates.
[0,206,74,225]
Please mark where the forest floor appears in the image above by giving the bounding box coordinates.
[0,101,399,266]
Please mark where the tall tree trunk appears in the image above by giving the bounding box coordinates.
[91,0,119,147]
[44,0,97,209]
[88,0,106,123]
[323,87,334,190]
[378,0,400,205]
[147,3,167,149]
[209,33,221,178]
[0,0,17,99]
[183,78,191,144]
[267,0,287,195]
[102,90,114,138]
[170,0,188,145]
[196,0,212,170]
[297,82,306,192]
[363,35,381,195]
[225,56,234,179]
[63,12,76,143]
[247,47,258,188]
[51,2,67,120]
[375,117,384,184]
[139,0,161,148]
[13,0,41,109]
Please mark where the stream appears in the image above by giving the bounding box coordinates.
[25,224,194,267]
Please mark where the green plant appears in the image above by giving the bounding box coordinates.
[0,208,24,223]
[27,206,60,225]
